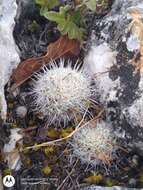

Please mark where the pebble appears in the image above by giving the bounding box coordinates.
[128,178,136,188]
[131,155,139,167]
[16,106,27,118]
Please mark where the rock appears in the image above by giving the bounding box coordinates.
[16,0,36,22]
[84,0,143,153]
[16,106,27,118]
[3,128,23,171]
[0,122,11,149]
[131,155,139,167]
[14,0,59,60]
[128,178,137,188]
[81,186,141,190]
[0,0,20,120]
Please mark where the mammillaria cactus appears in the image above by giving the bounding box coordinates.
[70,120,117,167]
[31,60,95,125]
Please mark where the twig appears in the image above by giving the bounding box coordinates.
[21,126,38,132]
[23,109,104,151]
[93,66,118,78]
[57,159,78,190]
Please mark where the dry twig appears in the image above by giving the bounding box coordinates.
[23,109,104,151]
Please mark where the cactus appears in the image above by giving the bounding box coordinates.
[31,60,95,125]
[70,120,116,167]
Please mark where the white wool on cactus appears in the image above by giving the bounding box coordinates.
[70,120,116,167]
[31,60,95,125]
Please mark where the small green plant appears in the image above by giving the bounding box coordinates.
[43,5,85,41]
[35,0,100,41]
[35,0,60,13]
[82,0,97,11]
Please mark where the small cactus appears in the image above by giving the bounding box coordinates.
[31,60,95,125]
[70,120,116,167]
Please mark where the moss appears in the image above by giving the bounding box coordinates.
[41,166,52,175]
[106,178,118,187]
[139,173,143,184]
[28,20,39,33]
[3,168,12,176]
[22,156,31,166]
[84,172,103,184]
[44,146,55,156]
[60,127,74,138]
[8,103,14,109]
[47,128,60,139]
[28,120,35,126]
[11,123,18,128]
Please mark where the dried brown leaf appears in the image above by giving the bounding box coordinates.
[130,53,143,73]
[128,8,143,44]
[128,8,143,72]
[11,35,80,90]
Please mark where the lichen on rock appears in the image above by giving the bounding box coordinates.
[84,0,143,152]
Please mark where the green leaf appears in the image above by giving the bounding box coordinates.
[43,6,70,22]
[35,0,59,10]
[71,9,85,27]
[42,6,85,41]
[62,21,84,40]
[35,0,46,6]
[83,0,97,11]
[43,11,65,23]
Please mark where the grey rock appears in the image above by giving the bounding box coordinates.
[84,0,143,153]
[81,186,142,190]
[128,178,137,188]
[0,0,20,120]
[131,155,139,167]
[16,106,27,118]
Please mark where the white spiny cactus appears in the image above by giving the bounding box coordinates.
[31,60,95,125]
[70,120,116,167]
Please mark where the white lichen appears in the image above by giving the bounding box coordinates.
[16,105,27,118]
[70,120,116,167]
[123,72,143,128]
[126,35,140,51]
[31,60,95,125]
[84,43,119,103]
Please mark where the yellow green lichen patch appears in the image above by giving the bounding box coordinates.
[43,146,55,156]
[3,168,12,176]
[60,127,74,138]
[47,128,60,139]
[41,166,52,175]
[105,178,118,187]
[84,172,103,184]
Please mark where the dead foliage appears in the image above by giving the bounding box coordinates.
[11,35,80,90]
[23,109,104,151]
[128,8,143,72]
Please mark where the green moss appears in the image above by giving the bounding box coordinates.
[29,20,39,33]
[106,178,118,187]
[41,166,52,175]
[3,169,12,176]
